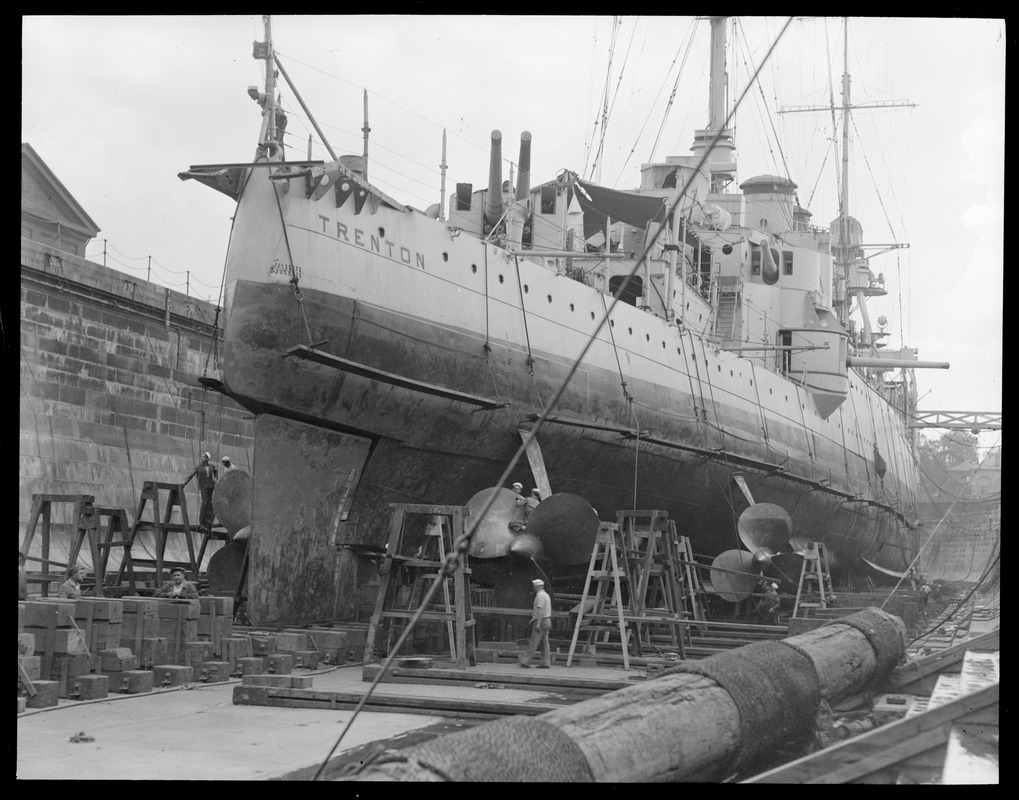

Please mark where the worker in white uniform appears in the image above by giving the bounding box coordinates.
[518,578,552,668]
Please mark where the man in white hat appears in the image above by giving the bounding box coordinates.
[518,578,552,668]
[221,456,233,473]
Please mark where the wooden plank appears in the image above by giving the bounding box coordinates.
[231,685,563,717]
[744,683,998,783]
[518,429,553,500]
[805,726,949,784]
[361,664,629,692]
[941,724,999,784]
[888,630,1000,691]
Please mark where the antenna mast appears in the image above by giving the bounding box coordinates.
[362,90,370,182]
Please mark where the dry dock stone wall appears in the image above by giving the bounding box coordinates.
[19,238,254,562]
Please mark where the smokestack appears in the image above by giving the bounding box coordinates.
[484,130,504,227]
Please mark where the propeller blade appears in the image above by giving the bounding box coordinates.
[709,549,761,603]
[737,503,793,553]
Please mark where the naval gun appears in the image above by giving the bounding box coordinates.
[484,130,534,246]
[483,130,504,229]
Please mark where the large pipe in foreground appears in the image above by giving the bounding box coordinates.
[343,608,906,782]
[483,130,504,227]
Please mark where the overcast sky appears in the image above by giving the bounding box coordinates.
[21,15,1003,452]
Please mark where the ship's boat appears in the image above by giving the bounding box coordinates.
[182,16,944,626]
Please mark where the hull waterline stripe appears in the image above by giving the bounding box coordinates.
[282,344,506,409]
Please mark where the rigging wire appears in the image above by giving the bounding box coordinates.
[611,22,694,188]
[644,19,698,166]
[586,16,622,182]
[313,19,798,777]
[735,18,791,181]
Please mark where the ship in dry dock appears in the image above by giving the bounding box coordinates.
[181,16,947,626]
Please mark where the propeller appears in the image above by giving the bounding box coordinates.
[737,502,793,555]
[207,469,252,594]
[463,487,526,558]
[735,502,811,592]
[211,469,252,537]
[709,549,762,602]
[524,493,601,565]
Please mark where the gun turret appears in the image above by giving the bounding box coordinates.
[483,130,504,227]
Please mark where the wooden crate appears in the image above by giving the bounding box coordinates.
[110,670,154,694]
[70,674,109,701]
[152,665,193,688]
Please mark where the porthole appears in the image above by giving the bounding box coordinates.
[591,312,596,320]
[471,264,477,274]
[570,304,575,312]
[547,295,552,304]
[442,252,449,262]
[523,284,529,293]
[730,370,734,377]
[628,327,633,335]
[769,388,773,395]
[645,334,650,342]
[717,365,721,372]
[610,320,615,328]
[662,341,666,348]
[498,274,504,284]
[378,227,386,237]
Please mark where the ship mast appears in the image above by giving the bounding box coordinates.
[689,17,737,192]
[781,18,914,355]
[262,15,277,145]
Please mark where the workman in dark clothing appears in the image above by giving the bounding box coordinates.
[757,582,781,624]
[183,452,218,531]
[154,566,199,599]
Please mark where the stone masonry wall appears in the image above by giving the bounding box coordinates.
[19,237,253,567]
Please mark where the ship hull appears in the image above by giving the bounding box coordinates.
[223,267,917,624]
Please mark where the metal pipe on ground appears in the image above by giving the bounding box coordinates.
[341,607,906,782]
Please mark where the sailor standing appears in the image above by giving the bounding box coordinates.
[518,578,552,668]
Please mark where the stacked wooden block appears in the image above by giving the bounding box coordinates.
[198,596,234,657]
[120,597,166,668]
[156,599,200,665]
[20,600,88,706]
[17,596,239,710]
[308,629,351,666]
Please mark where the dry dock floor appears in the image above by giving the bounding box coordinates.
[17,661,636,780]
